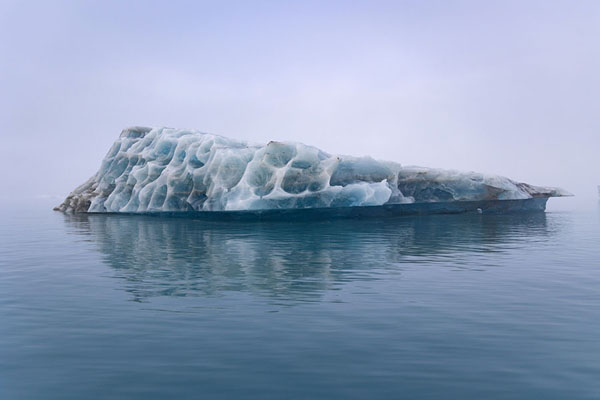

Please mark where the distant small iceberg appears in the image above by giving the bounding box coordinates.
[55,126,570,218]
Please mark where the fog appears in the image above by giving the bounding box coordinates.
[1,0,598,210]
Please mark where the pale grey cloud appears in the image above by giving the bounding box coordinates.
[1,0,598,210]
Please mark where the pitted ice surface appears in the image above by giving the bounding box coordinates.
[55,127,570,213]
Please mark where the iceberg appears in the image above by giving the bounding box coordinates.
[55,126,570,218]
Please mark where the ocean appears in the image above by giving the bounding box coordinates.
[1,200,599,399]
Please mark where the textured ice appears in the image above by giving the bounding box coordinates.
[55,127,570,213]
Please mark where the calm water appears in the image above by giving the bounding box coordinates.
[1,202,599,399]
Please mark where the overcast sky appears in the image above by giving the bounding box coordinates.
[1,0,598,208]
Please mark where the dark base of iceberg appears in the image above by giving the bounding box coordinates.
[87,198,549,221]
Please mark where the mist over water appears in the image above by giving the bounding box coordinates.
[1,201,599,399]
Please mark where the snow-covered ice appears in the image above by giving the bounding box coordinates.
[55,127,569,213]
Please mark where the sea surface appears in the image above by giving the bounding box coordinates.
[1,201,599,399]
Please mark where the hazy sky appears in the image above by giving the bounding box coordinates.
[1,0,598,208]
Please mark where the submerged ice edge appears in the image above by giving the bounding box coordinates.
[56,126,570,213]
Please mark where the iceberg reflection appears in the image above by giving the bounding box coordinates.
[62,213,552,302]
